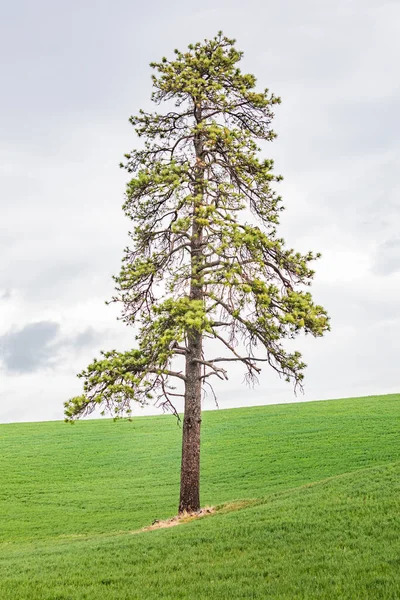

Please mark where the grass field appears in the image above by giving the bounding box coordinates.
[1,394,399,598]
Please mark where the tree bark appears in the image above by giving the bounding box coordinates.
[179,326,202,513]
[179,101,204,514]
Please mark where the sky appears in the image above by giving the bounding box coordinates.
[1,0,399,423]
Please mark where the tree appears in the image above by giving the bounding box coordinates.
[65,33,330,514]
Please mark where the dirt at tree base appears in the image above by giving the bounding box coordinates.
[141,507,215,532]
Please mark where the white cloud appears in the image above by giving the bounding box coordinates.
[0,0,399,422]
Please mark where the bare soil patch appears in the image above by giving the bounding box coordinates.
[141,507,215,532]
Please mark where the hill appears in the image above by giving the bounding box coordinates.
[0,394,399,598]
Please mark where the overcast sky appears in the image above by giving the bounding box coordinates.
[1,0,399,423]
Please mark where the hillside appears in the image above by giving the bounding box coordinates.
[0,394,399,598]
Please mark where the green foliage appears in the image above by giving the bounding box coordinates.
[66,32,329,420]
[64,349,151,420]
[2,394,400,598]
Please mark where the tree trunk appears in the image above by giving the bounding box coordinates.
[179,212,203,513]
[179,99,204,514]
[179,328,202,513]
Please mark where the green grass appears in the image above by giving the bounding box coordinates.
[1,394,399,598]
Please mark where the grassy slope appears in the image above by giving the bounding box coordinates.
[0,394,399,598]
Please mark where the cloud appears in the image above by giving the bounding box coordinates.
[0,322,101,374]
[0,0,399,422]
[372,239,400,276]
[0,321,60,373]
[69,327,99,349]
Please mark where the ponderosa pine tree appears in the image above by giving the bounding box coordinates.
[65,33,330,514]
